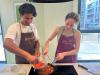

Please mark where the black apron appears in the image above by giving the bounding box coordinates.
[15,25,36,64]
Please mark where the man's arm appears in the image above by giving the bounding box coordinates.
[34,40,40,56]
[4,38,38,63]
[35,40,40,51]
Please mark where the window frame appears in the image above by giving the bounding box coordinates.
[0,14,7,64]
[78,0,100,62]
[78,0,100,33]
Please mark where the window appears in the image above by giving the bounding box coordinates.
[0,16,6,63]
[78,0,100,61]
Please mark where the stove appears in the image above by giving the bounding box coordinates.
[28,65,78,75]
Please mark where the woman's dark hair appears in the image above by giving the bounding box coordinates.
[19,3,37,17]
[65,12,79,23]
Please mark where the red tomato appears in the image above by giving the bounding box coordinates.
[33,61,45,69]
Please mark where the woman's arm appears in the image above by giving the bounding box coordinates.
[43,26,59,55]
[56,30,81,60]
[63,30,81,56]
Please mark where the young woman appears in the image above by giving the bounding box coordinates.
[43,12,81,63]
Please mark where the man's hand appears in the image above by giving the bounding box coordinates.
[34,50,40,57]
[26,54,38,63]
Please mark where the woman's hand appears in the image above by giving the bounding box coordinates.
[56,53,65,61]
[43,49,48,55]
[43,46,49,55]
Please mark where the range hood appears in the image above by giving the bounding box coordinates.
[29,0,73,3]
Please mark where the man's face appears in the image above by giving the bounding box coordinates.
[20,13,33,26]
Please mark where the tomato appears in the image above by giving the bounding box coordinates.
[33,61,44,69]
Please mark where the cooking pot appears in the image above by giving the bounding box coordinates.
[33,63,56,75]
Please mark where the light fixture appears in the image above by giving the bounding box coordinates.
[29,0,73,3]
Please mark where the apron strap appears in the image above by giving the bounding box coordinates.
[29,25,36,40]
[57,26,65,41]
[19,23,35,39]
[57,26,77,41]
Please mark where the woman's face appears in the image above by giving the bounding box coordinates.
[65,18,76,30]
[20,13,33,26]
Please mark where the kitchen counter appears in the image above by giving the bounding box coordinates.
[0,63,97,75]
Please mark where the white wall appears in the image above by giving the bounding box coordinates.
[32,3,45,45]
[73,0,78,13]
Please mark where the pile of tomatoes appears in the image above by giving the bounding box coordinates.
[33,61,45,69]
[39,64,54,74]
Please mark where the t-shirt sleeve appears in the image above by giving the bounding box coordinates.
[4,25,17,40]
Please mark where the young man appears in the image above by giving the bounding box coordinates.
[4,3,40,64]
